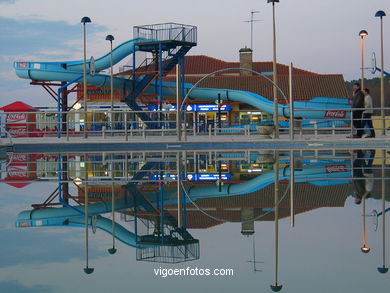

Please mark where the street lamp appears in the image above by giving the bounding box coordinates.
[267,0,280,138]
[108,176,117,255]
[81,16,91,139]
[359,30,368,89]
[360,194,371,253]
[375,10,386,135]
[105,34,115,134]
[270,152,283,292]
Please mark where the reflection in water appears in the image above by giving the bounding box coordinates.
[3,149,390,290]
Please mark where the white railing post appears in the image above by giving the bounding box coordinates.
[124,114,128,141]
[66,113,69,141]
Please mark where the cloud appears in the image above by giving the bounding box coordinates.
[0,15,107,104]
[0,280,52,293]
[0,227,104,268]
[0,0,17,4]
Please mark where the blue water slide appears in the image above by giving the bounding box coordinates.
[16,200,145,248]
[14,38,351,119]
[181,161,351,201]
[15,159,350,248]
[14,38,146,74]
[144,82,351,120]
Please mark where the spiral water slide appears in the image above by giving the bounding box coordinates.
[14,39,350,119]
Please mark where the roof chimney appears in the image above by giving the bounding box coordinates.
[239,46,253,75]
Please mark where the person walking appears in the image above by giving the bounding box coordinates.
[347,82,365,138]
[362,88,376,138]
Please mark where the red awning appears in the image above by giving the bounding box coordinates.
[0,101,38,112]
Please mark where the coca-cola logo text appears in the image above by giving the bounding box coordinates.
[8,127,26,137]
[324,110,346,118]
[10,153,28,162]
[326,164,347,173]
[7,166,28,178]
[7,113,26,123]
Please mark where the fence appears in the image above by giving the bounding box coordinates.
[1,107,390,141]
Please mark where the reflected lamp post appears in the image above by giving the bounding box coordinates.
[358,30,368,89]
[361,195,370,253]
[105,34,115,134]
[378,149,388,274]
[267,0,280,138]
[81,16,91,139]
[375,11,386,136]
[270,151,283,292]
[108,172,117,254]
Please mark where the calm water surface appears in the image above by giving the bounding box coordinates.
[0,149,389,293]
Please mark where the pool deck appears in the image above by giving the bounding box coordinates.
[2,133,389,153]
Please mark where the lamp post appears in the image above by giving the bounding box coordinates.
[270,151,283,292]
[375,11,386,136]
[81,16,91,139]
[361,195,370,253]
[108,171,117,255]
[105,34,114,134]
[378,149,388,274]
[83,154,94,274]
[359,30,368,89]
[267,0,280,138]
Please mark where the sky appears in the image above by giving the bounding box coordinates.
[0,0,389,106]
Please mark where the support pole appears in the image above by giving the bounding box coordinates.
[177,152,183,228]
[380,18,385,136]
[378,149,388,273]
[290,150,294,227]
[61,82,68,135]
[274,151,280,284]
[218,93,222,133]
[272,2,279,138]
[289,63,294,140]
[176,64,182,141]
[83,22,88,139]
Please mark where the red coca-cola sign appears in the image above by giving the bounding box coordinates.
[7,166,28,178]
[6,113,26,123]
[10,153,28,162]
[324,110,346,118]
[8,127,27,137]
[326,164,347,173]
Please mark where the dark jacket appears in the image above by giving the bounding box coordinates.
[352,89,365,109]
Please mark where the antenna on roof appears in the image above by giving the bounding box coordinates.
[244,11,262,50]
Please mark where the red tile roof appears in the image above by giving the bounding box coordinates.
[164,74,349,101]
[166,55,318,76]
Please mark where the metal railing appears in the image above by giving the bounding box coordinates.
[1,106,390,141]
[133,23,197,44]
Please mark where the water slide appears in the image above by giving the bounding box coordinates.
[14,39,351,120]
[15,159,351,241]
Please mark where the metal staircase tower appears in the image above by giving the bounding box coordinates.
[123,23,197,128]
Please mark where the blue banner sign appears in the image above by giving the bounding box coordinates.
[148,104,232,112]
[150,173,232,181]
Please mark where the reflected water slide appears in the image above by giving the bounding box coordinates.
[15,158,351,247]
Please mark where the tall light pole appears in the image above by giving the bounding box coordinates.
[105,34,114,134]
[267,0,280,138]
[375,10,386,136]
[270,151,283,292]
[83,154,94,274]
[81,16,91,139]
[359,30,368,89]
